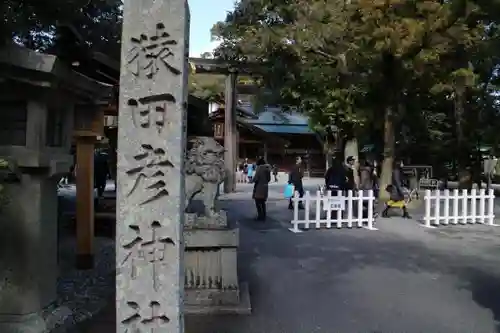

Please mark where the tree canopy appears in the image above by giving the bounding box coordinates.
[189,73,225,102]
[212,0,500,187]
[0,0,123,58]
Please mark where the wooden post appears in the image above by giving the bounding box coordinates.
[75,136,95,269]
[224,71,237,193]
[73,103,104,270]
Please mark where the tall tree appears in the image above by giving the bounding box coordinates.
[212,0,500,192]
[0,0,123,59]
[189,74,225,102]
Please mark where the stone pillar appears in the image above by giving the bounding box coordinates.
[117,1,189,332]
[0,173,59,332]
[0,96,73,333]
[263,143,268,161]
[224,71,237,193]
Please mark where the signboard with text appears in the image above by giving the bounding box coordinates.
[323,197,345,211]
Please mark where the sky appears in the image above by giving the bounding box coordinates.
[188,0,236,57]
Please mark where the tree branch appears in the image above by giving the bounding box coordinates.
[403,8,463,61]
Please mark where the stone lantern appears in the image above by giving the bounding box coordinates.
[0,44,111,333]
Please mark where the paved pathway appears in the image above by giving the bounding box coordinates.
[187,179,500,333]
[76,178,500,333]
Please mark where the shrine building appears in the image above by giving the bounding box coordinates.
[209,105,326,176]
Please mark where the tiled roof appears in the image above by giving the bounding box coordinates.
[246,109,309,126]
[243,108,314,134]
[254,124,314,134]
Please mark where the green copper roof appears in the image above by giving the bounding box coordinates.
[254,124,314,134]
[244,109,314,134]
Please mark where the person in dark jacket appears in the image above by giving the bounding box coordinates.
[324,157,346,195]
[272,164,279,182]
[382,159,411,218]
[359,159,378,217]
[372,159,380,198]
[344,156,356,191]
[94,148,110,198]
[288,156,304,210]
[252,158,271,221]
[358,159,374,191]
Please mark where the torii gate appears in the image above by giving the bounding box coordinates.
[188,57,264,193]
[72,56,263,270]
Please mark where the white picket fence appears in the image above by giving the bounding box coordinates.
[423,189,497,228]
[290,190,377,233]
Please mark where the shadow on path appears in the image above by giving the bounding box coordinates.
[187,197,500,333]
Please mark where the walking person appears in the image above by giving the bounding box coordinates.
[288,156,305,210]
[358,159,374,192]
[359,159,378,217]
[242,158,249,183]
[237,160,245,183]
[252,158,271,221]
[344,156,356,192]
[372,159,380,198]
[324,157,346,195]
[272,164,279,182]
[247,162,254,182]
[94,148,110,198]
[381,159,411,218]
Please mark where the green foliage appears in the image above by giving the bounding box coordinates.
[212,0,500,167]
[0,0,123,58]
[189,74,225,102]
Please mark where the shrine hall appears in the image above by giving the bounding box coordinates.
[209,105,326,177]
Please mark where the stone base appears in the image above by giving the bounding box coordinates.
[183,224,246,312]
[185,282,252,315]
[185,288,239,306]
[0,312,47,333]
[0,304,72,333]
[184,227,238,248]
[185,210,228,229]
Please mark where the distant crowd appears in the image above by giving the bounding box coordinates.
[237,158,279,183]
[244,155,413,222]
[59,147,115,202]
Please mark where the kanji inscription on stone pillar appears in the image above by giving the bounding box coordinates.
[117,1,190,332]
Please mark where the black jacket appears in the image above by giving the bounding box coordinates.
[390,167,405,201]
[344,164,355,190]
[288,164,303,188]
[325,163,346,189]
[94,152,109,182]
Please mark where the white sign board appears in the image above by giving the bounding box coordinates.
[419,178,439,189]
[323,197,345,211]
[484,158,498,175]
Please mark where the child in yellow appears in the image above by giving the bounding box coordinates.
[381,160,411,219]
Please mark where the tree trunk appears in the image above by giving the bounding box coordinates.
[379,106,395,200]
[323,137,335,170]
[379,52,397,200]
[454,86,472,190]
